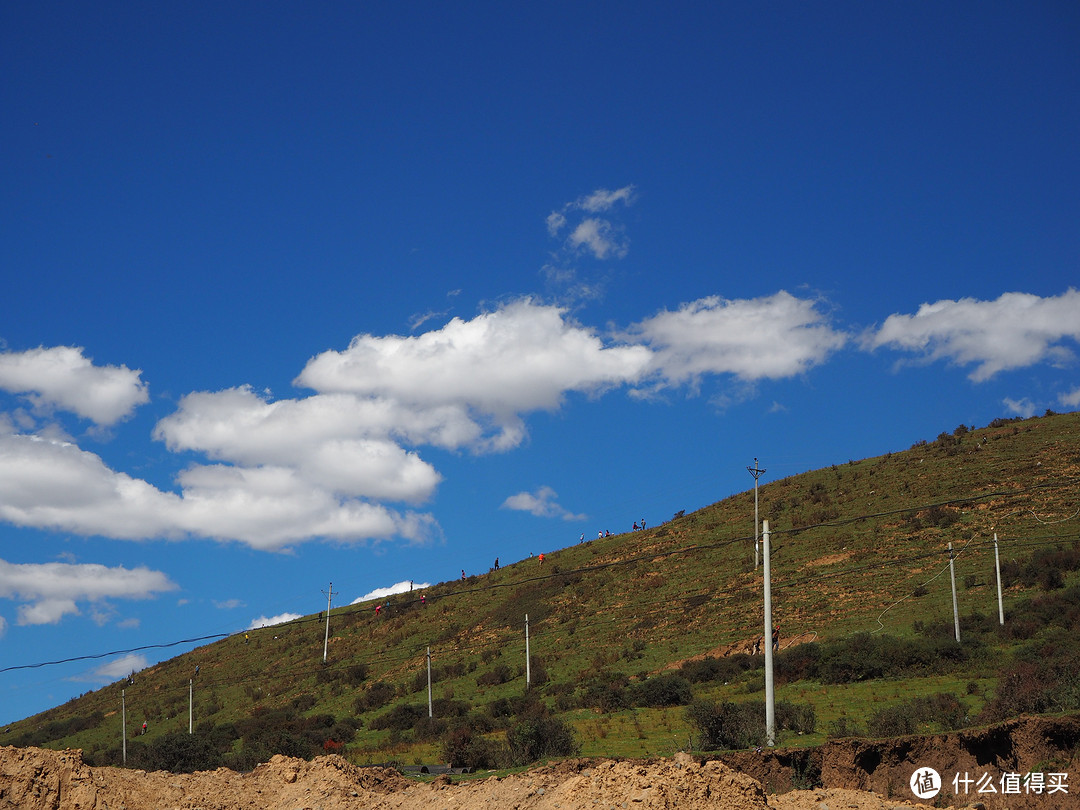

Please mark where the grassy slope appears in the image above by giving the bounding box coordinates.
[4,411,1079,763]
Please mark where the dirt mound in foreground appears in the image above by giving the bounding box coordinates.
[0,745,951,810]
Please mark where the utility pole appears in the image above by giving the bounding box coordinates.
[189,679,193,735]
[525,614,531,690]
[121,689,127,765]
[426,647,433,718]
[322,582,338,664]
[948,543,960,643]
[747,459,766,568]
[762,519,775,746]
[994,533,1004,626]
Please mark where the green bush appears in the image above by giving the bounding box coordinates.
[442,719,501,769]
[775,700,816,734]
[686,700,765,751]
[627,674,693,708]
[866,705,915,738]
[506,715,579,765]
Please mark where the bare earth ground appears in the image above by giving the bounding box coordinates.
[0,747,941,810]
[3,716,1078,810]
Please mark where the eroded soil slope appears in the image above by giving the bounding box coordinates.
[0,746,946,810]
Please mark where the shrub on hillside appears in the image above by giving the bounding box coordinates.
[442,718,502,770]
[476,664,513,687]
[369,703,427,732]
[578,670,630,711]
[626,674,693,708]
[506,714,579,765]
[354,680,396,713]
[686,700,765,750]
[127,729,227,773]
[866,706,916,738]
[680,654,759,684]
[980,633,1080,723]
[775,700,816,734]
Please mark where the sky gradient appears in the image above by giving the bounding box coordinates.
[1,2,1078,723]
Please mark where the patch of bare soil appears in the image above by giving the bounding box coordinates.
[2,715,1077,810]
[0,746,939,810]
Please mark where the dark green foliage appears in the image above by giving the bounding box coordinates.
[775,700,816,734]
[863,692,966,738]
[506,713,579,765]
[686,699,765,750]
[577,670,630,711]
[1000,545,1080,590]
[866,705,916,737]
[680,654,760,684]
[626,674,693,708]
[442,718,501,769]
[370,703,427,732]
[827,717,863,738]
[476,664,514,686]
[354,680,396,713]
[980,631,1080,722]
[803,633,979,684]
[9,711,104,749]
[127,729,231,773]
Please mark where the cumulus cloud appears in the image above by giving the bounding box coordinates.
[70,653,149,684]
[0,346,149,426]
[155,388,444,503]
[0,433,183,539]
[628,292,848,388]
[248,613,302,629]
[0,431,436,551]
[1060,388,1080,408]
[296,299,652,450]
[0,557,176,626]
[351,580,431,604]
[866,289,1080,382]
[501,486,586,521]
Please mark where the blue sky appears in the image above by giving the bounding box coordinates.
[1,2,1078,724]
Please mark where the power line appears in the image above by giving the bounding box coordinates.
[3,479,1076,681]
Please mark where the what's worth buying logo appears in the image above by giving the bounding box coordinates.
[910,767,941,800]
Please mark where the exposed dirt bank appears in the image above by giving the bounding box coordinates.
[2,715,1077,810]
[1,746,942,810]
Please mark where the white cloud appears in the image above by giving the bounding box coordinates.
[0,615,6,637]
[568,218,628,260]
[0,431,436,551]
[213,599,244,610]
[1003,397,1038,418]
[70,653,149,684]
[547,186,635,260]
[629,292,848,388]
[0,346,149,426]
[867,289,1080,382]
[1058,387,1080,408]
[578,185,636,212]
[351,580,431,604]
[501,486,586,521]
[0,557,176,626]
[155,388,444,502]
[296,299,652,450]
[248,612,302,629]
[0,432,185,539]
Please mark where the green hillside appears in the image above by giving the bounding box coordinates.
[5,411,1079,770]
